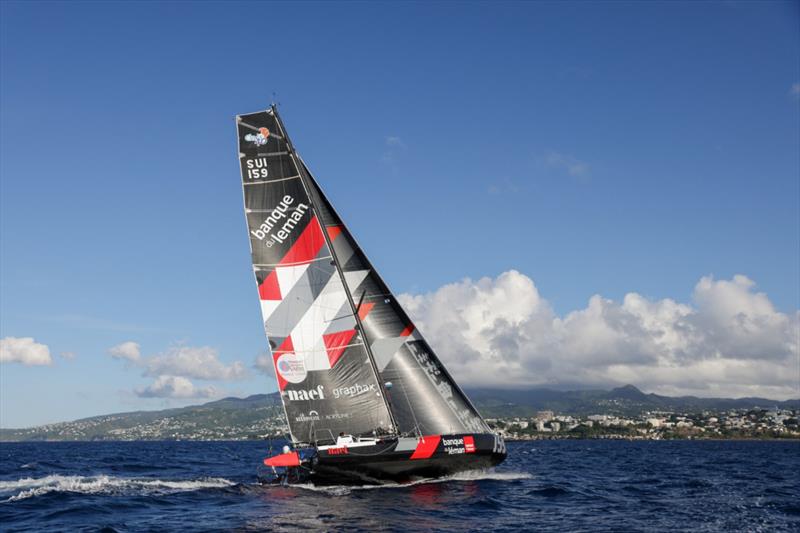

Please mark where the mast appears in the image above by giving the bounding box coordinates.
[270,106,399,436]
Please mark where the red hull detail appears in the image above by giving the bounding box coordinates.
[264,451,300,467]
[258,270,282,301]
[280,215,327,265]
[323,329,357,367]
[463,435,476,453]
[410,435,441,460]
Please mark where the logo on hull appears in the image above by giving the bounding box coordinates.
[442,436,476,455]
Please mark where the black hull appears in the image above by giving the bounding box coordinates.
[313,448,506,485]
[260,433,507,485]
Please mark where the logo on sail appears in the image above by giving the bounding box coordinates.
[332,383,377,399]
[245,127,271,146]
[284,385,325,402]
[275,353,307,383]
[250,195,309,247]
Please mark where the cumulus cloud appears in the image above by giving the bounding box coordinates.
[398,271,800,399]
[0,337,53,366]
[108,341,141,362]
[544,151,589,178]
[145,346,248,381]
[135,375,219,399]
[254,353,275,376]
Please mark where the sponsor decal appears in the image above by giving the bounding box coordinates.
[464,435,476,453]
[295,410,320,423]
[245,157,269,180]
[326,447,349,455]
[250,194,310,248]
[244,127,270,146]
[324,413,352,420]
[275,353,307,384]
[332,383,377,399]
[442,436,474,455]
[284,385,325,401]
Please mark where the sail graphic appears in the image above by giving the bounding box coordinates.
[236,108,394,444]
[298,159,491,437]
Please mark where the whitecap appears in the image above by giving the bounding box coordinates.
[0,475,236,503]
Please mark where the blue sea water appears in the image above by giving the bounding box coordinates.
[0,440,798,532]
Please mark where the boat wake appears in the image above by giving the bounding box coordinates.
[291,469,532,496]
[0,475,236,503]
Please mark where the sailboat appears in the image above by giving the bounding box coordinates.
[236,106,506,484]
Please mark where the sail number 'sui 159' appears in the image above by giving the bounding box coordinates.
[246,158,269,179]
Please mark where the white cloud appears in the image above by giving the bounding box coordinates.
[385,136,406,149]
[254,353,274,376]
[0,337,53,366]
[791,82,800,97]
[108,341,141,362]
[382,136,407,173]
[544,151,590,178]
[135,375,219,399]
[59,351,76,360]
[146,346,248,381]
[398,271,800,399]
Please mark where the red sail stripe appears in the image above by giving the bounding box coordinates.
[258,270,281,301]
[357,302,375,321]
[410,435,441,460]
[279,215,327,266]
[272,336,294,391]
[322,329,357,368]
[326,225,343,242]
[399,324,415,337]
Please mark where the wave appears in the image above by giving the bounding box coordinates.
[292,469,532,496]
[0,475,236,503]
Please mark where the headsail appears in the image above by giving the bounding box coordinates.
[236,108,395,444]
[298,159,491,438]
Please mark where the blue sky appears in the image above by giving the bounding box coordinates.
[1,1,798,427]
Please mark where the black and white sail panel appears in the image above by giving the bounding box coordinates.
[237,109,394,444]
[299,160,491,437]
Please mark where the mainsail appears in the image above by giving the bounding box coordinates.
[237,106,490,444]
[237,108,394,444]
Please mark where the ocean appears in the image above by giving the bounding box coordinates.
[1,440,798,532]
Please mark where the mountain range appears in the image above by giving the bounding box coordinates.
[1,385,797,441]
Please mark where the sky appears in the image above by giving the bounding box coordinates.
[1,1,798,428]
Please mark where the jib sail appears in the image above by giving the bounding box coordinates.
[236,107,395,444]
[297,158,491,437]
